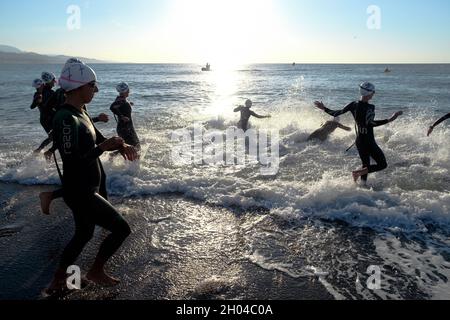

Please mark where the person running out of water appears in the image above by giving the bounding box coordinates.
[427,113,450,136]
[307,117,352,142]
[39,99,110,215]
[46,61,138,293]
[234,99,271,131]
[30,79,44,109]
[314,82,403,184]
[33,72,58,154]
[39,102,109,215]
[39,59,110,215]
[110,82,141,151]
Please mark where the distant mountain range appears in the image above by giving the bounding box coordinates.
[0,45,109,64]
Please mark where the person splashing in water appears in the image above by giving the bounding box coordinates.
[314,82,403,184]
[234,99,271,131]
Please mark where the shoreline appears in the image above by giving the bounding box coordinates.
[0,182,333,300]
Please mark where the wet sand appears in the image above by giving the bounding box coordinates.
[0,182,333,300]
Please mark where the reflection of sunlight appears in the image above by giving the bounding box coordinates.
[163,0,282,65]
[209,68,240,115]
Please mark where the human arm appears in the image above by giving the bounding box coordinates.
[54,114,123,166]
[92,113,109,123]
[118,144,139,162]
[250,111,271,119]
[428,113,450,136]
[314,101,354,117]
[30,93,43,109]
[371,111,403,127]
[110,102,130,122]
[336,123,352,131]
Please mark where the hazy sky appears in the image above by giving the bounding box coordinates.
[1,0,449,64]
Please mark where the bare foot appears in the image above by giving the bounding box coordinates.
[352,168,369,183]
[86,270,120,287]
[39,192,53,215]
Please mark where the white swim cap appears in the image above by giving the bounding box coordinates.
[245,99,253,107]
[359,82,376,97]
[41,72,56,84]
[116,82,130,94]
[59,62,97,92]
[65,57,83,65]
[32,79,43,89]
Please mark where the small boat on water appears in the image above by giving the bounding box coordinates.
[202,63,211,72]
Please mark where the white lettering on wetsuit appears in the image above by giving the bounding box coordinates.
[63,119,72,155]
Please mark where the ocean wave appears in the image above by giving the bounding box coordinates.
[0,104,448,233]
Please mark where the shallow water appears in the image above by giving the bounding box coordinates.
[0,64,449,299]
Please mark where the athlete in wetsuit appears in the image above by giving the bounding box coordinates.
[46,62,138,293]
[314,82,403,183]
[39,75,109,215]
[33,72,57,153]
[234,99,271,131]
[43,87,109,159]
[110,82,141,150]
[39,102,110,215]
[427,113,450,136]
[307,118,352,142]
[30,79,44,109]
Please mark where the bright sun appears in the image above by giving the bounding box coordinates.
[162,0,281,67]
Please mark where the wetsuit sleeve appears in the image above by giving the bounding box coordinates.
[94,125,107,145]
[92,116,100,123]
[110,102,125,118]
[324,102,355,117]
[42,91,57,113]
[370,119,390,127]
[30,93,40,109]
[250,111,266,119]
[367,106,390,127]
[234,106,243,112]
[432,113,450,128]
[54,113,104,167]
[86,113,108,144]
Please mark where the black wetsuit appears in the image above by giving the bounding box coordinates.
[53,104,130,268]
[33,86,58,152]
[48,93,104,202]
[46,88,66,113]
[40,86,57,133]
[324,101,390,181]
[30,92,42,110]
[235,106,260,131]
[433,113,450,128]
[110,97,140,150]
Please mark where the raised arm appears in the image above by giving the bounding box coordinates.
[428,112,450,136]
[371,111,403,127]
[314,101,354,117]
[234,106,243,112]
